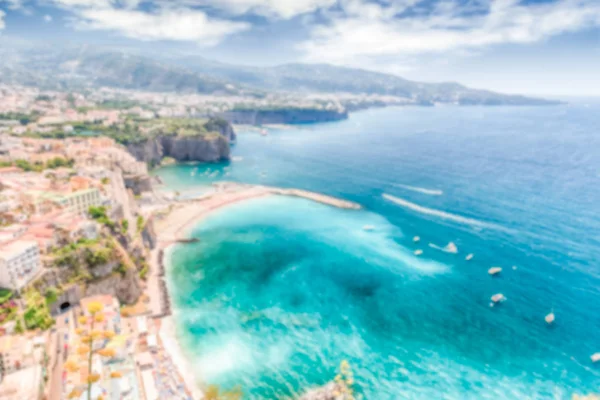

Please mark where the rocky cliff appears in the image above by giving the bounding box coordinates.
[220,108,348,125]
[84,268,142,305]
[160,134,230,162]
[126,117,234,166]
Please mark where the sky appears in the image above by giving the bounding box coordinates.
[0,0,599,96]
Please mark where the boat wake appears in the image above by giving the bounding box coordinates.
[382,193,504,231]
[429,242,458,254]
[392,183,443,196]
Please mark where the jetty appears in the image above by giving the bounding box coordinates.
[270,187,361,210]
[155,182,361,245]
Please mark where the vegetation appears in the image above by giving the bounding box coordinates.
[53,238,116,273]
[23,289,54,331]
[138,261,149,280]
[88,206,115,230]
[136,215,145,234]
[65,301,120,400]
[0,111,40,125]
[101,177,110,185]
[22,116,228,147]
[115,263,128,277]
[3,157,75,173]
[44,287,60,305]
[332,360,356,399]
[120,219,129,234]
[0,290,18,325]
[0,288,12,304]
[35,94,52,102]
[14,319,24,334]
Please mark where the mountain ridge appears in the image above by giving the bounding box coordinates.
[0,45,560,106]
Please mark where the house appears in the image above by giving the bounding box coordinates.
[0,240,42,290]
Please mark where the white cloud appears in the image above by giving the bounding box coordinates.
[0,0,24,10]
[156,0,338,19]
[300,0,600,64]
[0,10,4,30]
[43,14,52,22]
[46,0,250,44]
[72,7,249,44]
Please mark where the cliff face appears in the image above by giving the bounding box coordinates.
[126,118,234,165]
[220,108,348,125]
[84,269,142,305]
[160,135,230,162]
[126,137,162,166]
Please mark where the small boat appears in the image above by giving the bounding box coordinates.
[488,267,502,276]
[413,236,420,243]
[591,353,600,363]
[414,249,423,256]
[260,129,268,136]
[545,312,555,324]
[491,293,506,303]
[362,225,375,231]
[444,242,458,254]
[465,253,474,261]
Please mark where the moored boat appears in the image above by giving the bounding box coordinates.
[491,293,506,303]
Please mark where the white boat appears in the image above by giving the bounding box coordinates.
[591,353,600,363]
[260,129,268,136]
[414,249,423,256]
[362,225,375,231]
[413,236,420,243]
[491,293,506,303]
[545,312,555,324]
[444,242,458,254]
[465,253,474,261]
[488,267,502,276]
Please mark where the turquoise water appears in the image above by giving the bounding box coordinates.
[162,103,600,399]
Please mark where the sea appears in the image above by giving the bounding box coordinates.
[156,102,600,399]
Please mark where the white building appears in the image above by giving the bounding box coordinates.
[0,240,42,290]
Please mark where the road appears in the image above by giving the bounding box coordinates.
[48,309,74,400]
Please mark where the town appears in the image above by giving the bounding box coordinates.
[0,86,202,400]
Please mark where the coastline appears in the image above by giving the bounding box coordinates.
[151,182,362,399]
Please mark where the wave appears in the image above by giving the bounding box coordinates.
[392,183,443,196]
[382,193,504,231]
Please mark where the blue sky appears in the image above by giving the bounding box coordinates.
[0,0,599,96]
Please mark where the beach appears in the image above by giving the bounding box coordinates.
[150,182,362,398]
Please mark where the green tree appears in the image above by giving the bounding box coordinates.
[14,319,24,334]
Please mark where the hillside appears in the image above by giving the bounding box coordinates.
[0,45,558,106]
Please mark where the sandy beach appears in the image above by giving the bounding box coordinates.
[150,183,361,399]
[159,315,205,399]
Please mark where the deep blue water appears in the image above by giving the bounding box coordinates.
[160,103,600,399]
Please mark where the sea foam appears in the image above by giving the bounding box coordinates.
[382,193,503,231]
[392,183,443,196]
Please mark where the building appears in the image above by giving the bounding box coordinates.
[24,188,101,216]
[0,240,41,290]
